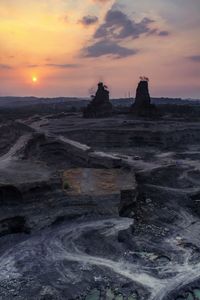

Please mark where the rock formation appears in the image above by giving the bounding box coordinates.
[130,77,157,117]
[83,82,113,118]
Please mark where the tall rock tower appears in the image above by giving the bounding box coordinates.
[134,79,151,108]
[83,82,113,118]
[130,77,157,116]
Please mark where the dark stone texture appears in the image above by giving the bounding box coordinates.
[0,185,23,205]
[119,189,137,217]
[131,79,157,117]
[0,216,29,237]
[83,82,113,118]
[135,80,151,108]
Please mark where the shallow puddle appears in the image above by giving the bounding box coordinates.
[105,288,115,299]
[187,292,194,300]
[176,288,200,300]
[127,292,138,300]
[85,289,100,300]
[193,289,200,299]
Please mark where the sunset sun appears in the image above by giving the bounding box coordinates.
[32,76,38,83]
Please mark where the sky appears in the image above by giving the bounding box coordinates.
[0,0,199,98]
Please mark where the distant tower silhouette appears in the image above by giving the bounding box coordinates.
[83,82,113,118]
[134,77,151,108]
[130,77,157,117]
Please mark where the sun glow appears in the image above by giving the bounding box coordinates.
[32,76,38,83]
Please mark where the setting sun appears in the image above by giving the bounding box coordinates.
[32,76,38,83]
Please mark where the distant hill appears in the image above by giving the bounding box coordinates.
[0,96,200,109]
[0,96,86,108]
[112,97,200,106]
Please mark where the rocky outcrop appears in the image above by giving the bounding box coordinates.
[131,78,157,117]
[0,216,29,237]
[0,121,33,156]
[83,82,113,118]
[119,189,137,217]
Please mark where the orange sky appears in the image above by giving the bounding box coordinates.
[0,0,200,98]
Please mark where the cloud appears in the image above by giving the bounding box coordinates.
[82,7,169,59]
[27,64,39,68]
[45,63,80,68]
[79,15,98,26]
[27,63,80,68]
[92,0,112,3]
[188,55,200,62]
[94,10,155,40]
[0,64,13,69]
[158,30,170,36]
[83,39,138,58]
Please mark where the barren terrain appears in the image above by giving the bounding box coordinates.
[0,100,200,300]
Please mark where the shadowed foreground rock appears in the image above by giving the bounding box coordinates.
[83,82,113,118]
[131,79,157,117]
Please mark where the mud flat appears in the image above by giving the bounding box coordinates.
[0,107,200,299]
